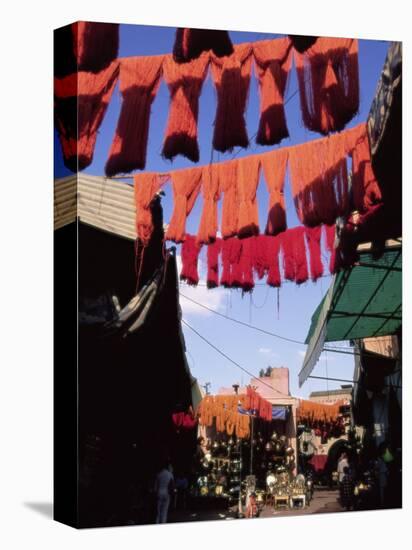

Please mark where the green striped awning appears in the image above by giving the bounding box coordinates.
[299,246,402,386]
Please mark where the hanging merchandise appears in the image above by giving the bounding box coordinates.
[288,35,318,54]
[75,22,120,73]
[105,55,164,176]
[305,226,323,282]
[162,53,210,162]
[219,160,239,239]
[280,226,309,284]
[239,237,256,291]
[179,226,336,291]
[237,155,261,238]
[289,129,351,226]
[349,123,382,213]
[210,43,253,152]
[297,399,345,422]
[54,61,119,172]
[197,164,221,244]
[294,37,359,134]
[265,235,282,288]
[172,28,233,63]
[253,38,292,146]
[220,238,244,288]
[180,235,202,285]
[261,149,289,235]
[54,22,119,79]
[134,173,168,246]
[130,124,368,247]
[172,410,198,430]
[165,167,203,242]
[206,239,222,288]
[197,394,251,439]
[324,223,338,274]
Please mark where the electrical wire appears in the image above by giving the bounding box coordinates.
[181,318,286,398]
[179,291,399,360]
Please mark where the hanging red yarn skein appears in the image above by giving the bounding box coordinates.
[211,43,253,152]
[180,235,202,286]
[261,149,289,235]
[294,37,359,134]
[281,226,309,284]
[207,238,222,289]
[253,38,292,146]
[305,226,324,281]
[237,155,261,238]
[219,160,239,239]
[166,167,203,243]
[162,53,209,162]
[197,163,221,244]
[105,55,164,176]
[54,60,119,172]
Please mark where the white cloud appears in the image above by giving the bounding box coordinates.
[298,350,306,358]
[177,254,227,317]
[258,347,272,354]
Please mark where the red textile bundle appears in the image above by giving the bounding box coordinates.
[305,226,324,281]
[294,38,359,134]
[324,224,338,274]
[54,61,119,171]
[54,22,119,79]
[134,173,168,246]
[280,226,309,284]
[162,53,209,162]
[173,28,233,63]
[254,235,270,279]
[237,155,261,238]
[172,411,197,429]
[239,237,256,292]
[197,164,221,244]
[219,160,239,239]
[350,123,382,213]
[261,149,289,235]
[289,130,351,226]
[211,43,253,152]
[105,55,164,176]
[253,38,292,146]
[166,167,203,243]
[207,238,222,288]
[220,238,243,288]
[265,235,282,287]
[75,22,119,73]
[180,234,202,285]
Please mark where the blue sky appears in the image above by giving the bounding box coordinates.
[55,25,389,398]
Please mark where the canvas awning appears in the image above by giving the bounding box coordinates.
[299,244,402,386]
[272,406,289,421]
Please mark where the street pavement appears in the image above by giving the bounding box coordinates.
[168,489,344,523]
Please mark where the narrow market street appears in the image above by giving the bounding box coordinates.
[52,21,403,530]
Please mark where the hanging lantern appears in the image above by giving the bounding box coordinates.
[271,431,278,441]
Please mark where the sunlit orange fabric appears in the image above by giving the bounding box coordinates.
[294,38,359,134]
[105,55,164,176]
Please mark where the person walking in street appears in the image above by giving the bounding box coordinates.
[154,463,175,524]
[337,452,349,504]
[341,466,355,511]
